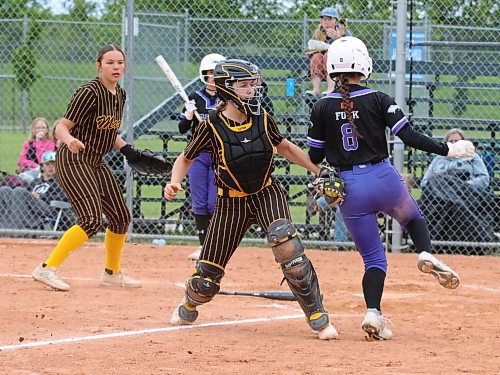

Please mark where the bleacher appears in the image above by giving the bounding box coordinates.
[124,56,499,243]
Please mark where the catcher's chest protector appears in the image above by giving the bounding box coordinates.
[209,113,274,194]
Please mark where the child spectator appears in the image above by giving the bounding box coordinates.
[305,7,352,96]
[0,151,67,230]
[17,117,56,184]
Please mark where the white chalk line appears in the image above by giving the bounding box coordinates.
[0,312,363,353]
[0,273,357,353]
[0,314,305,352]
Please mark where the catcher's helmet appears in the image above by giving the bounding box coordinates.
[213,59,263,116]
[199,53,226,85]
[327,36,372,79]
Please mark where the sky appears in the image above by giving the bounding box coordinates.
[47,0,104,15]
[47,0,67,14]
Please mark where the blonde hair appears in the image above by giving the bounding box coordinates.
[313,25,328,42]
[30,117,50,140]
[443,128,465,143]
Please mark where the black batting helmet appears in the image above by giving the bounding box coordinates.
[213,59,263,115]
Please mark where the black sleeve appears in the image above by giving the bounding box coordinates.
[178,117,192,134]
[396,125,449,156]
[308,147,325,164]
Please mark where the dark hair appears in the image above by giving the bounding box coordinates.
[96,44,125,63]
[339,74,363,139]
[215,100,227,113]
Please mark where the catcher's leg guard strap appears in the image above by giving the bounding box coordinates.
[185,261,225,306]
[268,219,328,330]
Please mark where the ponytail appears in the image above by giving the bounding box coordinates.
[339,74,363,139]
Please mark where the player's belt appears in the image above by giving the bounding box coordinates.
[217,178,272,198]
[339,157,388,172]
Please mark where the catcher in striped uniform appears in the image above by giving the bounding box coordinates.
[164,59,338,340]
[32,44,169,291]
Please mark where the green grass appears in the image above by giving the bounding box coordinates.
[0,130,30,173]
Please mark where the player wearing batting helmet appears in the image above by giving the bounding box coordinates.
[32,44,146,291]
[308,36,471,340]
[164,59,338,340]
[178,53,225,260]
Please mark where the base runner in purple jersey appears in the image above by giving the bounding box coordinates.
[178,53,225,260]
[307,36,475,340]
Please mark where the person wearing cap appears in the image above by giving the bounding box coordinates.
[0,151,68,230]
[306,6,352,96]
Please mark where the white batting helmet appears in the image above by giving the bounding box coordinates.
[327,36,373,79]
[199,53,226,84]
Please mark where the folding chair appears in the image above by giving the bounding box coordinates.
[49,200,72,231]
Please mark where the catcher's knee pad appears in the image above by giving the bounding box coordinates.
[185,261,225,306]
[267,219,328,330]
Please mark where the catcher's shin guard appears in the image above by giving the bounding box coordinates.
[268,219,329,331]
[185,261,225,306]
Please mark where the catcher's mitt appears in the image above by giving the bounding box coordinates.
[312,165,346,206]
[120,144,172,177]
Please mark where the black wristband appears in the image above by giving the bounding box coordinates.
[119,144,139,162]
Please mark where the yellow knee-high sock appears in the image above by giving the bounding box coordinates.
[45,225,89,268]
[105,229,126,274]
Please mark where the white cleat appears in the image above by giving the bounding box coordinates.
[100,270,142,288]
[362,308,393,340]
[317,323,339,340]
[170,297,198,325]
[32,263,70,291]
[418,251,460,289]
[309,312,338,340]
[187,246,202,261]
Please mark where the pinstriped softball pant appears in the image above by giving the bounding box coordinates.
[200,181,291,267]
[56,148,131,237]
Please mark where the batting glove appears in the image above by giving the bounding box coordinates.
[447,140,475,158]
[184,100,197,120]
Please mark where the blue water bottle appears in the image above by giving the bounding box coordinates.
[286,78,295,97]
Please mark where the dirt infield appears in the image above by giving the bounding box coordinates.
[0,238,498,374]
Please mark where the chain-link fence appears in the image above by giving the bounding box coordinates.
[0,1,498,255]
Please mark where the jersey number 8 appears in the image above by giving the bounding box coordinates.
[341,123,358,151]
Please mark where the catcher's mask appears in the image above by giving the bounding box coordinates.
[214,59,264,116]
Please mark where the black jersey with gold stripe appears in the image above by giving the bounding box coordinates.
[63,78,125,156]
[184,109,284,194]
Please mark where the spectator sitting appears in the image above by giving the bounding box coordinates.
[1,118,56,188]
[305,6,352,96]
[0,151,69,231]
[417,128,494,252]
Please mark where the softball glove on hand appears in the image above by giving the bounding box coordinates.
[120,144,172,177]
[312,165,346,206]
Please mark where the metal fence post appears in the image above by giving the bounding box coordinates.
[125,0,135,240]
[391,0,408,253]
